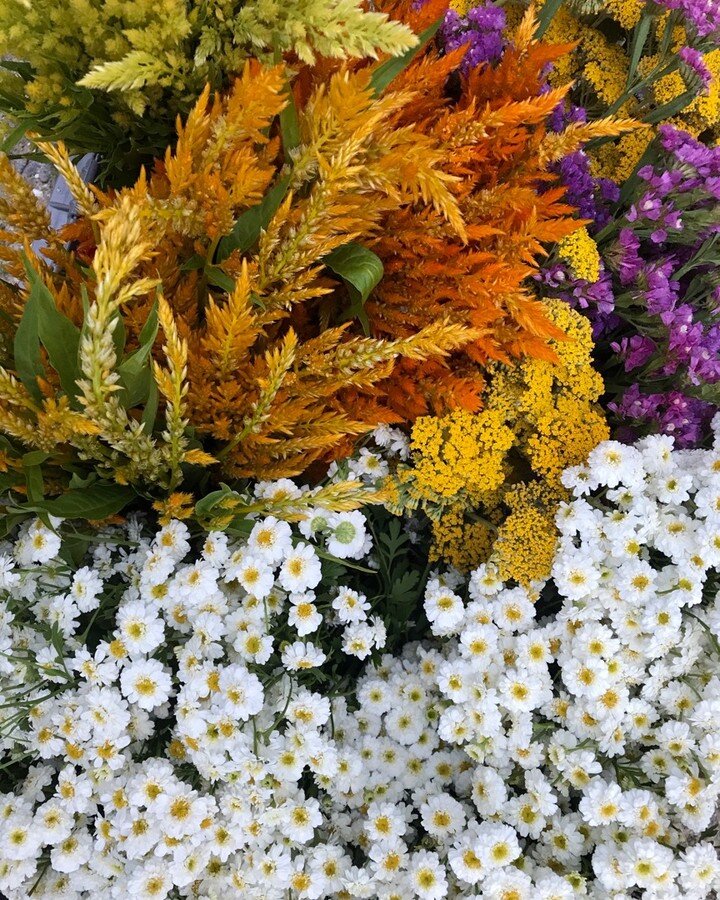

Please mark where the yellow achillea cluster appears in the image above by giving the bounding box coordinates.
[536,2,720,178]
[407,409,514,502]
[541,6,632,110]
[603,0,644,29]
[647,47,720,137]
[557,227,601,283]
[388,301,609,583]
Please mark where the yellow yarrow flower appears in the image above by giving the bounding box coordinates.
[387,302,610,584]
[557,228,602,284]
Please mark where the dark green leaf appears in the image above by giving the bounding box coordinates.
[117,298,158,407]
[112,314,126,360]
[180,254,207,272]
[0,121,28,154]
[195,485,235,519]
[13,286,43,403]
[370,20,441,97]
[205,266,236,293]
[324,242,383,335]
[535,0,564,39]
[0,59,34,80]
[324,242,383,302]
[280,88,301,159]
[216,175,291,261]
[22,450,49,467]
[37,483,136,520]
[141,378,159,434]
[627,14,653,85]
[21,256,81,400]
[644,90,697,124]
[22,451,48,504]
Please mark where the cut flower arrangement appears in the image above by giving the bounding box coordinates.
[0,0,719,897]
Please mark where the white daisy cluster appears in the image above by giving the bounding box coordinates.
[401,433,720,898]
[0,498,388,898]
[0,434,719,899]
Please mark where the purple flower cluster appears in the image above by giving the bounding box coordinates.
[536,264,618,338]
[609,386,715,447]
[678,46,713,91]
[441,4,506,72]
[545,126,720,445]
[609,128,720,442]
[555,152,620,231]
[656,0,720,39]
[548,104,620,232]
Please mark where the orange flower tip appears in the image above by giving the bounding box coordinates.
[182,449,218,466]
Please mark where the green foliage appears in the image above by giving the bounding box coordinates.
[0,0,417,179]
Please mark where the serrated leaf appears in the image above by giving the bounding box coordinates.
[37,483,135,520]
[370,20,441,97]
[216,175,291,261]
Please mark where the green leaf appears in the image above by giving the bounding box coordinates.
[1,121,28,154]
[13,285,43,403]
[195,484,235,519]
[180,253,207,272]
[117,298,158,407]
[22,256,81,400]
[205,266,236,293]
[644,90,697,124]
[22,451,48,504]
[324,242,383,302]
[216,175,291,261]
[535,0,564,39]
[324,242,383,335]
[279,88,301,159]
[37,483,136,520]
[141,378,159,434]
[370,19,441,97]
[112,314,126,360]
[626,13,653,85]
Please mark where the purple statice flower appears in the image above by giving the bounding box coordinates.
[547,103,620,232]
[548,102,587,133]
[610,385,714,447]
[678,46,712,92]
[611,335,657,371]
[654,0,720,39]
[641,260,680,315]
[657,125,720,196]
[442,5,506,72]
[659,305,720,383]
[537,264,617,337]
[616,228,643,285]
[627,171,684,240]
